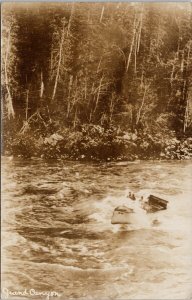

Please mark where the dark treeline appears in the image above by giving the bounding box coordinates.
[2,2,192,160]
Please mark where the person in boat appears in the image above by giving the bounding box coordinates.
[128,192,132,198]
[128,192,136,200]
[131,193,136,200]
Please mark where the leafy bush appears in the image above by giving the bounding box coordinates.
[3,121,192,161]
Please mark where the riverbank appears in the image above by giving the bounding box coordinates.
[3,124,192,161]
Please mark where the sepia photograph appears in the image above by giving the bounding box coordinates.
[1,1,192,299]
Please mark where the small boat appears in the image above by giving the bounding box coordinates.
[111,194,169,225]
[111,205,135,224]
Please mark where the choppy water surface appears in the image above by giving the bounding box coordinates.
[2,158,192,299]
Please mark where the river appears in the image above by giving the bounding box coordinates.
[1,158,192,300]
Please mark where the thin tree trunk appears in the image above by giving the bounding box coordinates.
[84,76,87,100]
[87,82,95,121]
[183,43,191,132]
[109,94,115,125]
[136,85,147,125]
[66,2,74,113]
[169,37,180,106]
[67,75,73,118]
[67,102,70,118]
[184,92,189,133]
[170,55,176,87]
[89,110,93,123]
[40,71,44,99]
[134,10,143,74]
[134,40,137,74]
[180,51,184,73]
[70,76,78,115]
[50,45,53,78]
[4,27,15,118]
[137,9,143,53]
[100,6,105,23]
[73,107,78,128]
[140,69,144,87]
[126,15,138,73]
[93,75,103,114]
[19,111,38,134]
[97,57,102,73]
[52,21,65,101]
[25,89,29,121]
[130,105,133,127]
[66,3,74,38]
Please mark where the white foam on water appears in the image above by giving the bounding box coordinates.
[91,193,152,231]
[89,184,192,238]
[153,191,192,234]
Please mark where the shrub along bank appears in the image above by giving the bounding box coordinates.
[3,124,192,161]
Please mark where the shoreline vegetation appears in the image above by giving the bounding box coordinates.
[3,123,192,161]
[2,3,192,161]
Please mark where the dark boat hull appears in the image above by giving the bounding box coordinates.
[142,195,168,213]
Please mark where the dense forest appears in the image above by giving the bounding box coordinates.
[2,2,192,161]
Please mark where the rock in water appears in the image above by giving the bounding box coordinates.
[152,218,160,226]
